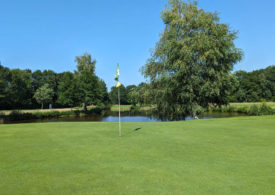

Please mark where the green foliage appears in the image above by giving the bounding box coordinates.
[0,65,11,109]
[259,102,273,115]
[230,66,275,102]
[75,53,105,110]
[0,106,108,121]
[125,85,137,104]
[0,53,109,110]
[109,84,128,105]
[127,83,153,106]
[33,84,54,109]
[57,72,77,107]
[8,69,33,108]
[98,79,110,104]
[142,0,242,118]
[210,103,274,116]
[130,105,140,112]
[248,105,259,115]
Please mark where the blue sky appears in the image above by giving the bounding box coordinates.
[1,0,275,90]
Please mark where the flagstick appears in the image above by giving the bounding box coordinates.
[118,86,121,137]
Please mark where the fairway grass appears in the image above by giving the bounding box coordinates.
[0,116,274,194]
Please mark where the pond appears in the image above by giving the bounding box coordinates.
[1,111,248,124]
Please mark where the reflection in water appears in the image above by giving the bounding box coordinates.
[102,116,161,122]
[1,111,248,124]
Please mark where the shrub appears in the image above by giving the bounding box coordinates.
[130,105,140,112]
[259,103,273,115]
[248,105,259,115]
[208,103,274,116]
[237,106,250,113]
[5,110,36,120]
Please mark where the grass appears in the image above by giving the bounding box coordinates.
[0,107,105,122]
[2,102,273,115]
[110,105,132,111]
[111,105,155,112]
[230,102,275,109]
[0,116,274,194]
[209,102,275,115]
[0,106,99,115]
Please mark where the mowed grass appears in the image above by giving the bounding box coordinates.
[0,116,275,194]
[110,105,154,112]
[110,105,132,112]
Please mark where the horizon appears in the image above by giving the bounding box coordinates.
[1,0,275,90]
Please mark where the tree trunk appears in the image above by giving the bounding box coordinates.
[41,102,43,109]
[84,103,87,112]
[83,102,87,112]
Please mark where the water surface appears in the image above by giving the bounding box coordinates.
[1,111,248,124]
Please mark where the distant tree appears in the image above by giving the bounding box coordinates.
[232,66,275,102]
[138,83,154,105]
[98,79,109,105]
[57,72,75,107]
[265,66,275,101]
[125,85,137,94]
[42,70,59,105]
[0,65,11,109]
[109,84,128,105]
[7,69,33,109]
[31,69,60,107]
[128,89,139,106]
[75,53,101,111]
[33,84,54,109]
[32,70,44,91]
[125,85,136,103]
[126,85,137,105]
[142,0,242,118]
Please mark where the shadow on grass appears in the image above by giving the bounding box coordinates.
[121,127,142,137]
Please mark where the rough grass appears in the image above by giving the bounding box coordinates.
[209,102,275,115]
[0,116,275,194]
[230,102,275,109]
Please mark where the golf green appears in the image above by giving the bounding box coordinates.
[0,116,274,194]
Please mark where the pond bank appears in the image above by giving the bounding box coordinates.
[1,103,274,124]
[1,111,249,124]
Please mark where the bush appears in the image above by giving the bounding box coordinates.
[259,103,273,115]
[5,110,36,120]
[130,105,140,112]
[237,106,250,113]
[208,103,274,116]
[260,98,267,102]
[248,105,259,115]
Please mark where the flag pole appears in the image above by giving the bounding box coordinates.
[118,85,121,137]
[115,63,121,137]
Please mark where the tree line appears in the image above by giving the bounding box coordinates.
[121,66,275,107]
[0,52,154,110]
[0,57,274,111]
[1,0,274,115]
[230,66,275,102]
[0,53,109,110]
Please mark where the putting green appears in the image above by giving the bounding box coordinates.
[0,116,274,194]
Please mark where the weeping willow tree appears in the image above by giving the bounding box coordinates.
[142,0,242,119]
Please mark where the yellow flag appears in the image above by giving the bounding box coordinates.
[116,81,121,88]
